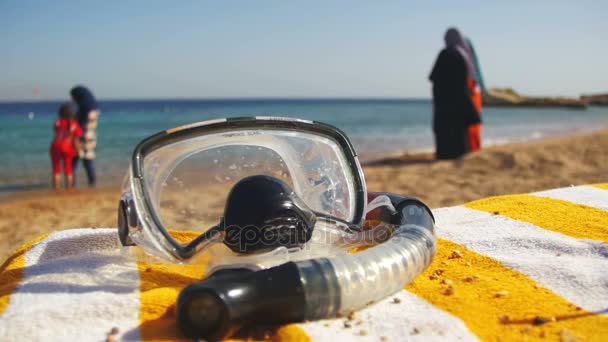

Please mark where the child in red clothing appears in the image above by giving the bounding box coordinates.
[50,104,82,190]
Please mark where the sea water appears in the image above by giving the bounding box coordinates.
[0,99,606,192]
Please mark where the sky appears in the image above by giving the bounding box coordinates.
[1,0,606,101]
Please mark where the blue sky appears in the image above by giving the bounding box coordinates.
[1,1,606,101]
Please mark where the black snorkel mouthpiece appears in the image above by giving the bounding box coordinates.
[178,258,341,341]
[222,175,317,254]
[178,262,308,341]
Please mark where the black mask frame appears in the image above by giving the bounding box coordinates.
[118,116,367,261]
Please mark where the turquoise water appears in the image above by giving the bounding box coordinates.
[1,99,607,191]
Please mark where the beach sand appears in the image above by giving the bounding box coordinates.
[1,129,607,262]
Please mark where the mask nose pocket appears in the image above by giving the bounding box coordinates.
[222,175,317,253]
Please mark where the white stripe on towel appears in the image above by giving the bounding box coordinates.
[299,289,479,341]
[0,229,142,342]
[533,185,608,211]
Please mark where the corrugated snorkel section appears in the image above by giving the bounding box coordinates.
[300,199,436,319]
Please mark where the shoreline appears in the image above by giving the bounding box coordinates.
[362,128,608,208]
[1,126,607,197]
[359,124,607,165]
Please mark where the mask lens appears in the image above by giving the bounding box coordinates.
[141,128,357,244]
[156,145,293,240]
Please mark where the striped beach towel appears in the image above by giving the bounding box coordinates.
[1,184,607,341]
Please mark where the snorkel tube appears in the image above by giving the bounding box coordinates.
[177,193,436,341]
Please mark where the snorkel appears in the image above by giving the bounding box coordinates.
[177,192,435,340]
[117,117,436,341]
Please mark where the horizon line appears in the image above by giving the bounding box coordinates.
[0,96,432,104]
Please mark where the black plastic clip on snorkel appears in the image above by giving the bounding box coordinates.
[176,176,436,341]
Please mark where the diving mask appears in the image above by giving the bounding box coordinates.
[119,117,437,340]
[118,116,368,266]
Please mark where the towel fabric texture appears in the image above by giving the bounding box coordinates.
[1,184,607,341]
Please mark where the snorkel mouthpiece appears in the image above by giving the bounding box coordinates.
[177,263,313,341]
[222,175,317,254]
[178,194,436,341]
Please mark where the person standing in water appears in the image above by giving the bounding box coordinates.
[70,85,99,187]
[429,27,481,159]
[50,104,82,190]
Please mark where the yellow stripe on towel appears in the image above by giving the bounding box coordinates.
[137,260,205,341]
[405,238,608,341]
[591,183,608,190]
[0,234,49,315]
[464,194,608,243]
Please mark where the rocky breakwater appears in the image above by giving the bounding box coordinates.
[483,88,587,109]
[580,93,608,106]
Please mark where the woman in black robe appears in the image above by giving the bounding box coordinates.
[429,28,480,160]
